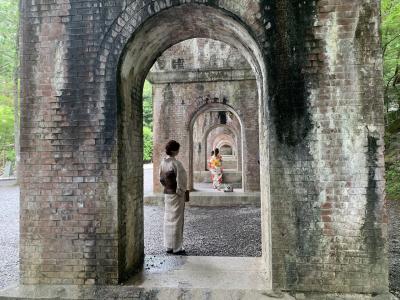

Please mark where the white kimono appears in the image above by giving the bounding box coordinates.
[159,156,187,252]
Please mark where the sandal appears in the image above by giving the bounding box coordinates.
[172,249,187,256]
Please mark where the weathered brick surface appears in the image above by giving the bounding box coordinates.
[19,0,388,294]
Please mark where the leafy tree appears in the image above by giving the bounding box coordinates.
[143,80,153,128]
[0,0,18,83]
[0,105,14,161]
[143,80,153,162]
[382,0,400,200]
[382,0,400,125]
[143,126,153,163]
[0,0,19,171]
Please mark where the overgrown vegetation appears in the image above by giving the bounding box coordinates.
[382,0,400,200]
[143,80,153,163]
[0,0,18,174]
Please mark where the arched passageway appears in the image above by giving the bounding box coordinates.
[204,123,241,171]
[18,0,388,294]
[117,4,269,283]
[187,102,258,191]
[192,115,244,190]
[190,106,245,190]
[219,144,234,155]
[192,111,240,172]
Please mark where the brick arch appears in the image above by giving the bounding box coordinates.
[213,134,236,151]
[203,124,241,171]
[185,100,246,130]
[18,0,389,293]
[212,134,236,160]
[219,144,234,155]
[97,2,270,285]
[188,103,246,190]
[96,1,264,81]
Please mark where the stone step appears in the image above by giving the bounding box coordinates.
[1,285,395,300]
[221,160,237,169]
[196,182,242,189]
[0,257,288,300]
[194,170,241,184]
[144,191,260,206]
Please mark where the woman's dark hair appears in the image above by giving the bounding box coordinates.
[165,140,180,155]
[211,151,215,156]
[214,148,219,155]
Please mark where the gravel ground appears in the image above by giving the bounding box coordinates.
[144,205,261,256]
[389,200,400,298]
[0,181,19,290]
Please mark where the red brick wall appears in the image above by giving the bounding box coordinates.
[19,0,388,294]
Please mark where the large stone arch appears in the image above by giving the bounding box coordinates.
[203,123,241,171]
[212,133,236,154]
[187,102,257,191]
[218,143,234,155]
[194,111,241,169]
[18,0,389,296]
[115,3,269,284]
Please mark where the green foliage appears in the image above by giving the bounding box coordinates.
[143,80,153,162]
[386,161,400,200]
[0,0,18,82]
[382,0,400,200]
[0,105,14,146]
[143,126,153,163]
[0,0,18,168]
[382,0,400,119]
[143,80,153,128]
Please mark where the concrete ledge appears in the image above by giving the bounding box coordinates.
[194,170,242,184]
[221,157,238,169]
[222,161,238,169]
[148,68,256,84]
[293,293,397,300]
[0,178,17,187]
[0,285,294,300]
[0,285,396,300]
[144,192,260,206]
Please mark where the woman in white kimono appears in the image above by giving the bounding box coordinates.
[159,140,188,255]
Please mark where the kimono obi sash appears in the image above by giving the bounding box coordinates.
[160,169,177,194]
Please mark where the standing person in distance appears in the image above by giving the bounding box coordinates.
[209,148,223,190]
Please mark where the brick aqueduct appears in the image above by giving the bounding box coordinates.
[15,0,389,298]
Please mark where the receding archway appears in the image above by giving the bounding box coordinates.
[193,119,243,191]
[219,144,234,155]
[188,103,246,191]
[203,123,241,172]
[117,3,270,286]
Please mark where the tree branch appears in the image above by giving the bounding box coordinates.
[383,34,400,56]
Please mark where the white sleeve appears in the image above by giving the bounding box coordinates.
[175,160,187,196]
